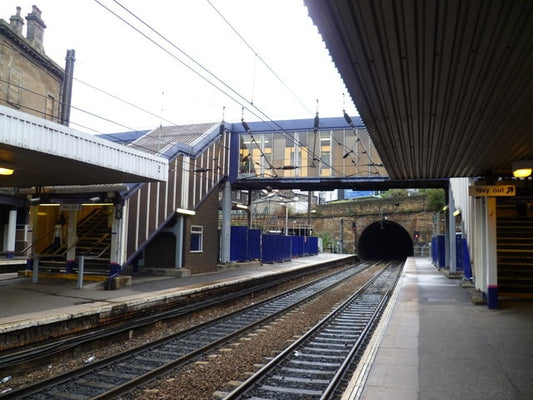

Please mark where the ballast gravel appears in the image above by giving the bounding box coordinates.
[3,264,378,399]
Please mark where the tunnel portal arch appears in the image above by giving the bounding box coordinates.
[358,220,413,260]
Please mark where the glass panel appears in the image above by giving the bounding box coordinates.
[190,225,203,252]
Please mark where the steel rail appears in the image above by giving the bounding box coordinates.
[1,261,378,399]
[223,261,402,400]
[0,259,349,369]
[320,261,402,400]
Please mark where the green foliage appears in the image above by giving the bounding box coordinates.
[381,189,409,198]
[420,188,445,212]
[318,232,332,249]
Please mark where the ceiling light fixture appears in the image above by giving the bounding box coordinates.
[0,167,14,175]
[512,159,533,178]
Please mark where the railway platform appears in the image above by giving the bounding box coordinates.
[0,253,356,348]
[344,257,533,400]
[1,255,533,399]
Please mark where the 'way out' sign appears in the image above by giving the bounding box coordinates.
[469,185,516,197]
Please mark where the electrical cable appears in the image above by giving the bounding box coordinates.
[202,6,368,177]
[205,0,315,116]
[99,0,343,176]
[6,2,370,185]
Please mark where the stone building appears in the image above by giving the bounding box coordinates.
[0,6,68,257]
[0,6,65,123]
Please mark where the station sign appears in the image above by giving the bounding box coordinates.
[61,204,82,211]
[468,185,516,197]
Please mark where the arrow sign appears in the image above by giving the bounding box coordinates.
[469,185,516,197]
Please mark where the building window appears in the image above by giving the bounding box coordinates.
[44,95,55,122]
[7,69,22,107]
[190,225,203,252]
[45,94,55,121]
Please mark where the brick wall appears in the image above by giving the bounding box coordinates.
[292,195,434,252]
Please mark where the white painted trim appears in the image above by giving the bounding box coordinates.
[0,105,168,181]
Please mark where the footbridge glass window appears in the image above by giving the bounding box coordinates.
[190,225,203,252]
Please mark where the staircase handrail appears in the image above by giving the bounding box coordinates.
[20,226,56,255]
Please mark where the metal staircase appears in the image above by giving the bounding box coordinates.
[497,212,533,294]
[39,208,112,272]
[75,208,112,270]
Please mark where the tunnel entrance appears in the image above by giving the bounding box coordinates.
[358,220,413,260]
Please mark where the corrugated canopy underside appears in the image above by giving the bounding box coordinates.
[305,0,533,180]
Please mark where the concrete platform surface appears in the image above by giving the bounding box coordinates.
[344,257,533,400]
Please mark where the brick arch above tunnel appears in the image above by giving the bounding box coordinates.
[358,220,414,260]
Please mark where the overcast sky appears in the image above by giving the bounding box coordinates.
[1,0,358,134]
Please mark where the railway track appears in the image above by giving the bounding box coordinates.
[1,261,383,399]
[0,258,351,368]
[223,261,402,400]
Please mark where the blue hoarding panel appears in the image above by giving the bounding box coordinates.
[283,236,292,261]
[291,236,299,257]
[230,226,248,261]
[261,234,276,263]
[432,235,446,268]
[309,236,319,255]
[457,237,472,279]
[456,235,464,271]
[248,229,261,260]
[292,236,305,257]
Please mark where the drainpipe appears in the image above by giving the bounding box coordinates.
[61,49,76,126]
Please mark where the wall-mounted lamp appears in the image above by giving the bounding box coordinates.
[176,208,196,216]
[0,167,14,175]
[512,159,533,178]
[453,209,461,217]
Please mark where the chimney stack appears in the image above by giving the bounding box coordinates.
[25,5,46,53]
[9,7,24,35]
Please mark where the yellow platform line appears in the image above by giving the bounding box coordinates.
[18,270,108,281]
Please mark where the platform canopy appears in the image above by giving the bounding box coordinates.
[305,0,533,180]
[0,105,168,188]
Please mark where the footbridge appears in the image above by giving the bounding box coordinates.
[229,116,446,192]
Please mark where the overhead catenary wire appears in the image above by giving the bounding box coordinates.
[204,4,370,177]
[205,0,315,117]
[343,109,383,175]
[97,0,346,176]
[241,110,278,177]
[204,2,356,175]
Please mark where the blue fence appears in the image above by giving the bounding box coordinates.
[230,226,249,262]
[230,226,319,263]
[456,236,472,279]
[431,234,472,279]
[431,235,446,268]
